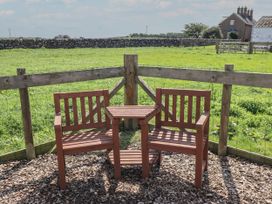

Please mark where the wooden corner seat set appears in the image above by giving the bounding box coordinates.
[54,88,211,190]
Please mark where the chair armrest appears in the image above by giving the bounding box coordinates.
[54,114,63,148]
[196,112,210,129]
[54,114,62,129]
[139,105,161,126]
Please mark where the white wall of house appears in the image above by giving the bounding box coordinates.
[252,28,272,42]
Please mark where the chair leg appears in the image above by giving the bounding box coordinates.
[57,151,66,190]
[203,142,208,171]
[195,152,203,188]
[157,150,162,166]
[141,124,149,178]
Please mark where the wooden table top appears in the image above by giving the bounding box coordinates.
[106,105,158,119]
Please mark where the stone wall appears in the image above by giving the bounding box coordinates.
[0,38,233,49]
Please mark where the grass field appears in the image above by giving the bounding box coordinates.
[0,46,272,156]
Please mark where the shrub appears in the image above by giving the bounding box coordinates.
[229,32,238,39]
[229,104,248,117]
[238,99,266,114]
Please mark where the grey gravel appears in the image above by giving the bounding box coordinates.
[0,146,271,204]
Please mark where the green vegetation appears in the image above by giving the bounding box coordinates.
[183,23,208,38]
[0,46,272,157]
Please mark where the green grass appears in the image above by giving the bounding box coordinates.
[0,46,272,156]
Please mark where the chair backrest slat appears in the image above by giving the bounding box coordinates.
[96,95,102,123]
[155,89,162,128]
[64,98,70,126]
[88,96,94,124]
[156,88,211,130]
[172,95,177,123]
[196,96,201,122]
[164,94,169,122]
[54,90,110,131]
[188,95,193,124]
[72,98,78,126]
[180,95,184,127]
[80,97,86,124]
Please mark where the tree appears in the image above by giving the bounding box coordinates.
[183,23,208,38]
[202,26,221,39]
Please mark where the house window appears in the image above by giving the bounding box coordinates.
[230,20,235,26]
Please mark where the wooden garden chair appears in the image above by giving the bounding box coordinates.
[54,90,113,189]
[141,88,211,188]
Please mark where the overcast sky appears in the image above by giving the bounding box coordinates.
[0,0,271,38]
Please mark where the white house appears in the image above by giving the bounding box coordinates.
[252,16,272,42]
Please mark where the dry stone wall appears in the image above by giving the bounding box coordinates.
[0,38,232,49]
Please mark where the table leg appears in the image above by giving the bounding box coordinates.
[141,122,149,178]
[112,118,121,179]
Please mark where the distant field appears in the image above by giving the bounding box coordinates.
[0,46,272,156]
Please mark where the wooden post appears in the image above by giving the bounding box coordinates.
[17,68,36,160]
[124,54,138,130]
[248,42,253,54]
[218,65,233,156]
[216,42,219,54]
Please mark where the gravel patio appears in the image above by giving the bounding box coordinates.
[0,142,271,204]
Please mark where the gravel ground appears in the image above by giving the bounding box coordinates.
[0,144,271,204]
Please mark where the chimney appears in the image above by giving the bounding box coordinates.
[249,9,253,20]
[240,6,244,16]
[237,7,241,14]
[243,7,247,17]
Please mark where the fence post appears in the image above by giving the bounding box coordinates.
[248,42,253,54]
[218,64,234,156]
[216,42,219,54]
[124,54,138,130]
[17,68,36,160]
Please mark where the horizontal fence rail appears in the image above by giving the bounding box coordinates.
[0,67,123,90]
[138,66,272,88]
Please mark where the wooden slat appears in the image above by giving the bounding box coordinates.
[180,95,184,126]
[80,97,86,124]
[172,95,177,122]
[108,150,158,165]
[72,97,78,126]
[96,96,102,123]
[106,105,157,119]
[0,67,123,90]
[196,96,201,121]
[164,94,169,122]
[138,66,272,88]
[155,89,162,128]
[64,98,71,126]
[56,89,108,99]
[88,97,94,124]
[62,122,106,131]
[160,88,211,97]
[188,95,192,124]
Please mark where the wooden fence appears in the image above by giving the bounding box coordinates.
[216,41,272,54]
[0,54,272,164]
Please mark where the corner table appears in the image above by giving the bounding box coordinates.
[105,105,160,179]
